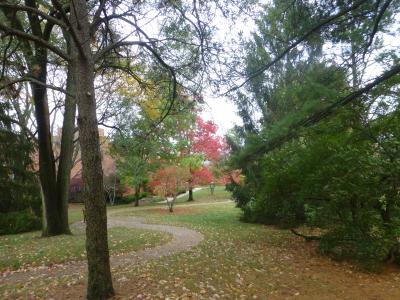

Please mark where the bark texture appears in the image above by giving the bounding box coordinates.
[70,1,114,298]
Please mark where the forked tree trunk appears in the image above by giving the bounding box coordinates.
[70,1,114,298]
[30,53,74,236]
[1,6,73,236]
[56,53,76,234]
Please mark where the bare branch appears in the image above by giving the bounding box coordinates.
[91,0,108,33]
[97,121,123,135]
[0,3,67,29]
[0,76,74,96]
[0,23,70,61]
[363,0,393,57]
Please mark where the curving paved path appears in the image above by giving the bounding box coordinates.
[0,215,204,286]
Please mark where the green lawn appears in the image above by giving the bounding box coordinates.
[175,185,232,203]
[0,225,171,272]
[2,188,400,299]
[106,190,400,300]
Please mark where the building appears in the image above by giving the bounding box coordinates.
[53,128,116,202]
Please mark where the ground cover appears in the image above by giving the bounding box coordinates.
[174,186,230,204]
[1,188,400,299]
[0,225,171,273]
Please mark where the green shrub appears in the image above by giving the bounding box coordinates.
[0,210,42,235]
[229,109,400,270]
[139,191,149,198]
[319,227,398,271]
[117,192,152,205]
[117,195,135,204]
[226,182,254,209]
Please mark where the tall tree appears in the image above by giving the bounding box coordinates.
[226,0,400,269]
[0,101,41,228]
[0,0,242,297]
[0,0,76,236]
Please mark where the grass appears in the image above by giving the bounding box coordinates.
[0,202,172,272]
[110,196,295,298]
[68,204,84,223]
[105,189,400,299]
[175,185,231,204]
[2,188,400,299]
[0,226,171,272]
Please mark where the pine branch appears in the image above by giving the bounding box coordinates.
[363,0,393,57]
[249,63,400,158]
[290,229,321,241]
[225,0,370,94]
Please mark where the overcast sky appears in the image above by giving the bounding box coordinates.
[201,93,242,135]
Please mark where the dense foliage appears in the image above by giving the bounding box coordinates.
[227,0,400,270]
[0,104,41,234]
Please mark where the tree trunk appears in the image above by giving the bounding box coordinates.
[134,184,140,207]
[188,179,194,201]
[2,6,72,236]
[70,1,114,298]
[168,196,175,212]
[30,51,62,236]
[55,50,76,234]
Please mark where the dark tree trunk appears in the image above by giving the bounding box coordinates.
[134,184,140,207]
[188,188,194,201]
[70,1,114,298]
[30,51,62,236]
[2,4,72,236]
[56,53,76,234]
[188,179,194,201]
[168,196,175,212]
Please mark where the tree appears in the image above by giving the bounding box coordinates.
[110,71,197,207]
[226,0,400,269]
[0,102,42,234]
[103,173,118,206]
[151,165,189,212]
[0,0,76,236]
[182,117,224,201]
[0,0,249,297]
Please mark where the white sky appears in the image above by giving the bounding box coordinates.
[198,4,258,135]
[54,2,400,138]
[96,3,253,137]
[200,5,400,136]
[200,94,242,135]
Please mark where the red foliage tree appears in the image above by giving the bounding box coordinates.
[186,117,226,195]
[192,166,214,185]
[191,117,224,161]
